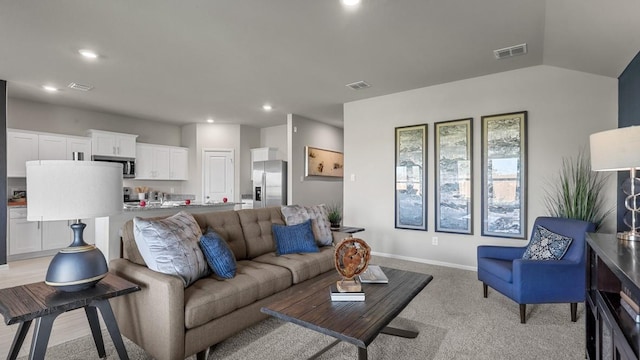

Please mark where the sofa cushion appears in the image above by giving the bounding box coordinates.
[272,220,319,255]
[522,225,573,260]
[237,207,285,258]
[252,246,335,284]
[192,210,247,260]
[199,229,237,279]
[184,260,292,329]
[281,204,333,246]
[133,211,210,287]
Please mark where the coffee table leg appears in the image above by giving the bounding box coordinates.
[7,320,32,360]
[358,347,368,360]
[380,326,419,338]
[29,313,58,360]
[91,299,129,360]
[85,306,106,357]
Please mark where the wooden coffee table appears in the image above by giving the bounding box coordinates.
[261,267,432,360]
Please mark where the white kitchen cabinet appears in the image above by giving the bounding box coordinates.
[170,148,188,180]
[7,131,38,177]
[38,134,67,160]
[66,137,92,159]
[7,207,95,256]
[8,208,41,255]
[136,143,188,180]
[8,130,94,177]
[41,220,72,250]
[88,129,138,158]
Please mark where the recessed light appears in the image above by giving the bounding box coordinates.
[207,118,214,123]
[42,85,59,92]
[262,104,273,111]
[341,0,361,7]
[78,49,99,59]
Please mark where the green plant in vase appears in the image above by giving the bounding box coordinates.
[543,150,613,231]
[327,204,343,229]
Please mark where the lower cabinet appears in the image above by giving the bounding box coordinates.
[586,233,640,360]
[8,207,95,257]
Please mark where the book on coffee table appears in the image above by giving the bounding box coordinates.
[358,265,389,284]
[330,284,365,301]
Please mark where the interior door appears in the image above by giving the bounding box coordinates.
[203,150,234,203]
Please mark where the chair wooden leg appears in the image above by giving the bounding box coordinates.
[570,303,577,322]
[483,283,488,298]
[520,304,526,324]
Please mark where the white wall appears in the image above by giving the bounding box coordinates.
[240,125,260,196]
[343,65,618,269]
[260,124,288,160]
[8,98,181,145]
[288,114,344,207]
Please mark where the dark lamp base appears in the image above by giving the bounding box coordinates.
[45,222,108,292]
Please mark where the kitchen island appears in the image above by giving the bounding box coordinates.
[95,202,237,261]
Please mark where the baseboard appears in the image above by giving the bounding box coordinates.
[371,251,477,272]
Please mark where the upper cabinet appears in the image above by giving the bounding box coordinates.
[7,131,38,177]
[88,129,138,158]
[135,143,188,180]
[7,130,93,177]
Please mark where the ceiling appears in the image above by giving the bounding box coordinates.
[1,0,639,128]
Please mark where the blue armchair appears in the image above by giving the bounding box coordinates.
[477,216,596,323]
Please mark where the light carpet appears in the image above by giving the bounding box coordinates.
[19,256,584,359]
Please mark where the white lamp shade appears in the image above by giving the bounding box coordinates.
[26,160,123,221]
[590,126,640,171]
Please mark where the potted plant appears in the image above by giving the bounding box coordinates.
[327,204,343,229]
[543,150,613,231]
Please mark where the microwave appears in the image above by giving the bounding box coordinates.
[92,155,136,178]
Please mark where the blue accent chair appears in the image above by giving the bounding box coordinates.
[477,217,596,323]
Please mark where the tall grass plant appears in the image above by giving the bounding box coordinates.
[543,150,613,230]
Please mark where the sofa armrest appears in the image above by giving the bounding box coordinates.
[109,258,186,360]
[477,245,526,261]
[512,259,585,303]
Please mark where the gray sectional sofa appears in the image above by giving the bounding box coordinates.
[109,206,345,360]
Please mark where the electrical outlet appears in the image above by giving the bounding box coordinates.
[432,237,438,246]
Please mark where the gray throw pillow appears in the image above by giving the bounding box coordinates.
[133,211,210,287]
[281,204,333,246]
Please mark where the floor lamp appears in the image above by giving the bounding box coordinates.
[26,159,123,291]
[590,126,640,241]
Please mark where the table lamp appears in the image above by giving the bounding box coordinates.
[590,126,640,241]
[26,158,123,292]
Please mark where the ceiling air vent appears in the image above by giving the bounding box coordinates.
[346,81,371,90]
[493,43,527,60]
[67,82,94,91]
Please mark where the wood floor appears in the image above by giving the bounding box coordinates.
[0,256,100,358]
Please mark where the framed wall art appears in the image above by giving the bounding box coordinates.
[434,118,473,234]
[481,111,528,239]
[305,146,344,178]
[395,124,427,230]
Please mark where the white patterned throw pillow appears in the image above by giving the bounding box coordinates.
[133,211,210,287]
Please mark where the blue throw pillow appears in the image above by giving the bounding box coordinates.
[522,225,573,260]
[272,219,319,256]
[199,228,237,279]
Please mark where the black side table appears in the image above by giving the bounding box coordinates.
[332,226,365,234]
[0,273,140,360]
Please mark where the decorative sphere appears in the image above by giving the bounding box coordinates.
[334,237,371,280]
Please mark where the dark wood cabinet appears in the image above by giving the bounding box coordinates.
[586,233,640,360]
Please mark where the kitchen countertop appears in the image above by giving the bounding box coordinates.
[123,202,237,212]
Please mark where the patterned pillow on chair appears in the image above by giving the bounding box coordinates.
[522,225,573,260]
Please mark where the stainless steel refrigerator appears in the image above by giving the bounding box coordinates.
[253,160,287,208]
